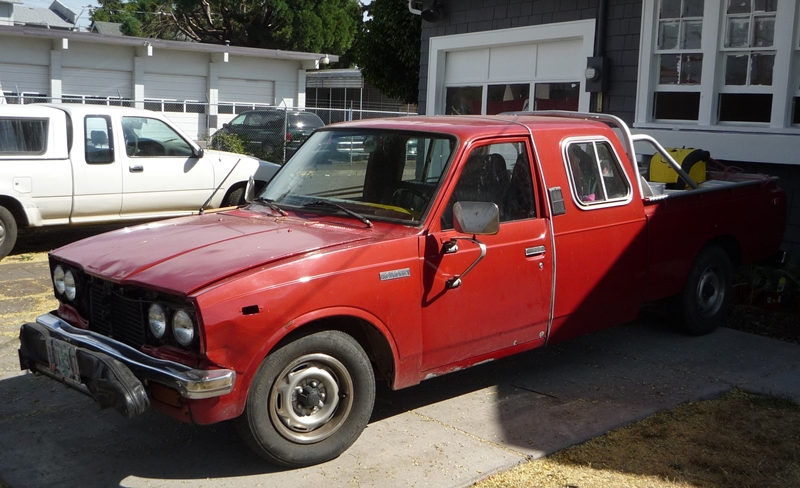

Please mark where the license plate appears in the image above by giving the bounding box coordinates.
[46,338,81,384]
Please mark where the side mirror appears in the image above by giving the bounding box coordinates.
[193,147,205,159]
[453,202,499,235]
[222,123,230,129]
[245,175,255,203]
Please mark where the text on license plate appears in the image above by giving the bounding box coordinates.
[46,338,81,383]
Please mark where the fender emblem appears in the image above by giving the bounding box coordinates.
[379,268,411,281]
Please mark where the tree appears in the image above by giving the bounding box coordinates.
[352,0,421,104]
[91,0,361,55]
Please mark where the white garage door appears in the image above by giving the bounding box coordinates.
[0,63,48,98]
[63,68,132,101]
[145,73,208,140]
[219,78,274,105]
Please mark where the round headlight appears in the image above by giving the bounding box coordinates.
[64,270,77,301]
[172,309,195,346]
[148,303,167,339]
[53,266,65,295]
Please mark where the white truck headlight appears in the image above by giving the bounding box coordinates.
[53,266,65,295]
[148,303,167,339]
[172,309,195,346]
[64,270,77,301]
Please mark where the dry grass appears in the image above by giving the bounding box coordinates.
[476,389,800,488]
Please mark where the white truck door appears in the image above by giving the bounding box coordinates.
[120,115,213,216]
[70,114,123,222]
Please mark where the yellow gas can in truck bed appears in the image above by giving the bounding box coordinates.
[650,148,708,189]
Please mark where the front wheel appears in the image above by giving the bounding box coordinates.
[236,331,375,467]
[0,206,18,260]
[678,245,733,335]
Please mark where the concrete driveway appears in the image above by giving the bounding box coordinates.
[1,257,799,488]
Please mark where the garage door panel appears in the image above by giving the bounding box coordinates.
[535,40,582,79]
[219,78,274,104]
[445,49,489,84]
[0,64,48,94]
[63,68,132,98]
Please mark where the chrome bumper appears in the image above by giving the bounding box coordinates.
[19,313,235,412]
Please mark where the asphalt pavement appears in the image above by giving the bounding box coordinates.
[1,257,799,488]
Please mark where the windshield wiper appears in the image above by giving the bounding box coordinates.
[253,197,288,216]
[302,200,373,228]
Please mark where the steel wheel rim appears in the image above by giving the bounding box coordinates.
[696,266,724,318]
[269,353,354,444]
[0,220,5,242]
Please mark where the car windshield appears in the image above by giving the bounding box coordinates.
[260,129,455,224]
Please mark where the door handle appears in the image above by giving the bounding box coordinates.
[525,245,546,257]
[129,165,144,173]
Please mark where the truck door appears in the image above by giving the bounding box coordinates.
[420,139,553,372]
[71,114,123,222]
[120,115,213,216]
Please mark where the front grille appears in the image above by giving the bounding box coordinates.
[88,281,147,349]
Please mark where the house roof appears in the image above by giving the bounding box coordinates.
[90,21,122,36]
[12,5,75,30]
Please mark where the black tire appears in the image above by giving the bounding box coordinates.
[0,205,18,261]
[678,244,733,335]
[224,185,246,207]
[236,330,375,467]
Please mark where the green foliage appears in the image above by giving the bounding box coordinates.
[91,0,361,55]
[352,0,421,104]
[210,131,247,155]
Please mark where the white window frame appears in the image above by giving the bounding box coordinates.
[635,0,800,164]
[426,21,595,115]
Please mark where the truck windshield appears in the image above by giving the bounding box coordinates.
[261,129,455,224]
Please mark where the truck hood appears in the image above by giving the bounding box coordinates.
[51,211,370,295]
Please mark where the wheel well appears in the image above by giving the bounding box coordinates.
[0,196,28,228]
[272,316,395,386]
[223,182,247,200]
[707,235,742,267]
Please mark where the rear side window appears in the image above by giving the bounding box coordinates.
[291,113,324,129]
[0,118,48,154]
[564,139,631,208]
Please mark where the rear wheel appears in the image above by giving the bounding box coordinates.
[0,206,18,260]
[224,185,246,207]
[678,245,733,335]
[236,331,375,467]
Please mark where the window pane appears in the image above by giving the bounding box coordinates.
[567,142,604,203]
[0,118,48,154]
[683,0,704,17]
[753,16,774,47]
[750,53,774,85]
[533,83,580,111]
[486,84,530,115]
[85,116,113,164]
[654,92,701,120]
[727,0,751,14]
[596,142,629,200]
[658,21,679,49]
[660,0,681,19]
[753,0,777,12]
[727,18,750,47]
[681,20,703,49]
[725,54,748,85]
[794,98,800,125]
[445,86,482,115]
[680,54,703,84]
[719,93,771,122]
[659,54,680,84]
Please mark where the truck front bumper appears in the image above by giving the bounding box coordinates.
[18,313,235,418]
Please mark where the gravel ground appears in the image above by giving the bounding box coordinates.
[722,304,800,345]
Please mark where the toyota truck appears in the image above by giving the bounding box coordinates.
[18,112,786,468]
[0,104,280,259]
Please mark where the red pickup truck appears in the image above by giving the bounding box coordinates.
[19,112,786,467]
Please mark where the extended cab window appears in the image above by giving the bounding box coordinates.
[564,139,630,207]
[442,141,536,229]
[85,116,113,164]
[0,118,48,154]
[122,117,193,157]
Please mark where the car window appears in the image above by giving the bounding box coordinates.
[441,141,536,229]
[564,139,631,207]
[0,118,48,154]
[290,113,324,130]
[85,116,113,164]
[122,117,193,158]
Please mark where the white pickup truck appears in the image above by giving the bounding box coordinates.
[0,104,280,259]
